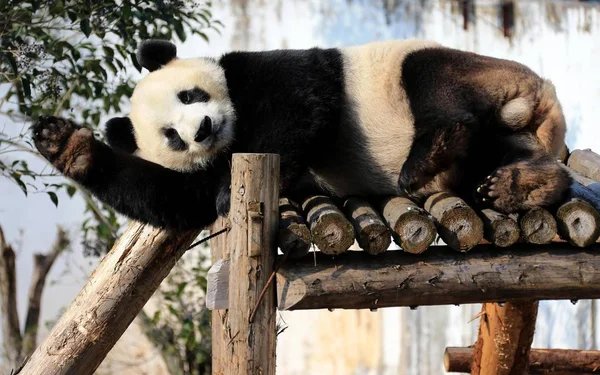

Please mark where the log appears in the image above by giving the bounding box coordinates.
[480,209,520,248]
[520,207,557,244]
[342,197,391,255]
[423,192,483,252]
[226,154,279,375]
[0,226,22,369]
[209,217,230,375]
[471,301,539,374]
[568,149,600,182]
[445,346,600,373]
[556,199,600,247]
[276,245,600,310]
[380,197,436,254]
[19,222,200,375]
[278,198,312,258]
[302,195,355,255]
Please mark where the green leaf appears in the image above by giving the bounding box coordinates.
[66,184,76,197]
[151,310,161,324]
[80,19,91,37]
[176,282,188,297]
[102,46,114,60]
[47,192,59,207]
[67,11,77,23]
[174,22,186,42]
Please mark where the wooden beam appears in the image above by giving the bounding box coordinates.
[342,197,391,255]
[210,216,231,375]
[568,149,600,182]
[278,198,312,259]
[446,346,600,373]
[19,222,200,375]
[0,226,22,369]
[226,153,279,375]
[302,195,355,255]
[519,207,557,244]
[556,198,600,247]
[380,196,436,254]
[276,244,600,310]
[471,301,539,374]
[424,192,483,251]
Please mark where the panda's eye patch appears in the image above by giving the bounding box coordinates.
[177,87,210,105]
[162,127,188,151]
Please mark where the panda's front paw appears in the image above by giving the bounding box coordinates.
[398,167,431,197]
[32,116,95,178]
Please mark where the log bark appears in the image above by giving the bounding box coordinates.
[276,245,600,310]
[225,154,279,375]
[471,301,539,375]
[380,197,436,254]
[21,227,70,358]
[424,192,483,251]
[278,198,312,258]
[519,207,557,244]
[568,149,600,182]
[19,222,200,375]
[480,209,520,248]
[446,346,600,373]
[302,195,355,255]
[342,197,391,255]
[556,199,600,247]
[0,226,22,369]
[210,217,230,375]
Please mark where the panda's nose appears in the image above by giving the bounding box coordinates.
[194,116,212,143]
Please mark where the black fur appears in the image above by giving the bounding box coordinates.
[137,39,177,72]
[105,117,137,154]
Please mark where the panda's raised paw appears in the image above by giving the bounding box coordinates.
[32,116,94,177]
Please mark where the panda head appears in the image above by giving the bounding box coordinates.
[107,39,235,171]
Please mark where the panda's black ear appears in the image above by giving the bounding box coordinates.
[136,39,177,72]
[105,117,138,154]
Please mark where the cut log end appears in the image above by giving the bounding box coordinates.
[279,198,312,258]
[424,193,483,252]
[381,197,436,254]
[303,196,355,255]
[520,207,558,244]
[480,209,520,248]
[343,197,391,255]
[556,199,600,247]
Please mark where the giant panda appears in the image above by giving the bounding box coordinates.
[32,39,570,231]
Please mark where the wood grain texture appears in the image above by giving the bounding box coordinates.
[446,346,600,374]
[278,198,312,258]
[276,244,600,310]
[480,209,520,248]
[471,301,538,375]
[380,197,436,254]
[19,221,199,375]
[343,197,391,255]
[568,149,600,182]
[225,153,279,375]
[556,199,600,247]
[424,192,483,251]
[302,195,355,255]
[519,207,557,244]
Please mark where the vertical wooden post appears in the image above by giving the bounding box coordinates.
[226,153,280,375]
[210,216,230,375]
[471,301,539,375]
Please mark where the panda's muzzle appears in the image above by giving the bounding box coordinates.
[194,116,213,143]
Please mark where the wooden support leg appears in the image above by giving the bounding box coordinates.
[225,153,280,375]
[471,301,539,375]
[210,216,230,375]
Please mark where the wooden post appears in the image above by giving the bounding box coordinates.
[302,195,355,255]
[446,346,600,373]
[480,209,520,248]
[556,198,600,247]
[380,197,436,254]
[278,198,312,258]
[19,222,200,375]
[209,217,230,375]
[519,207,557,244]
[225,153,279,375]
[568,149,600,182]
[471,301,539,375]
[342,197,391,255]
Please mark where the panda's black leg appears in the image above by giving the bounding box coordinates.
[398,118,475,198]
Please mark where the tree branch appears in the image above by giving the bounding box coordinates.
[0,225,23,368]
[21,227,69,358]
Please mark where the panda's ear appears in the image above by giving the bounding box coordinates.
[136,39,177,72]
[105,117,138,154]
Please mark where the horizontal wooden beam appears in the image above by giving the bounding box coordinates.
[445,346,600,373]
[276,244,600,310]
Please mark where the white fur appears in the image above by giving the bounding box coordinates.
[130,58,236,171]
